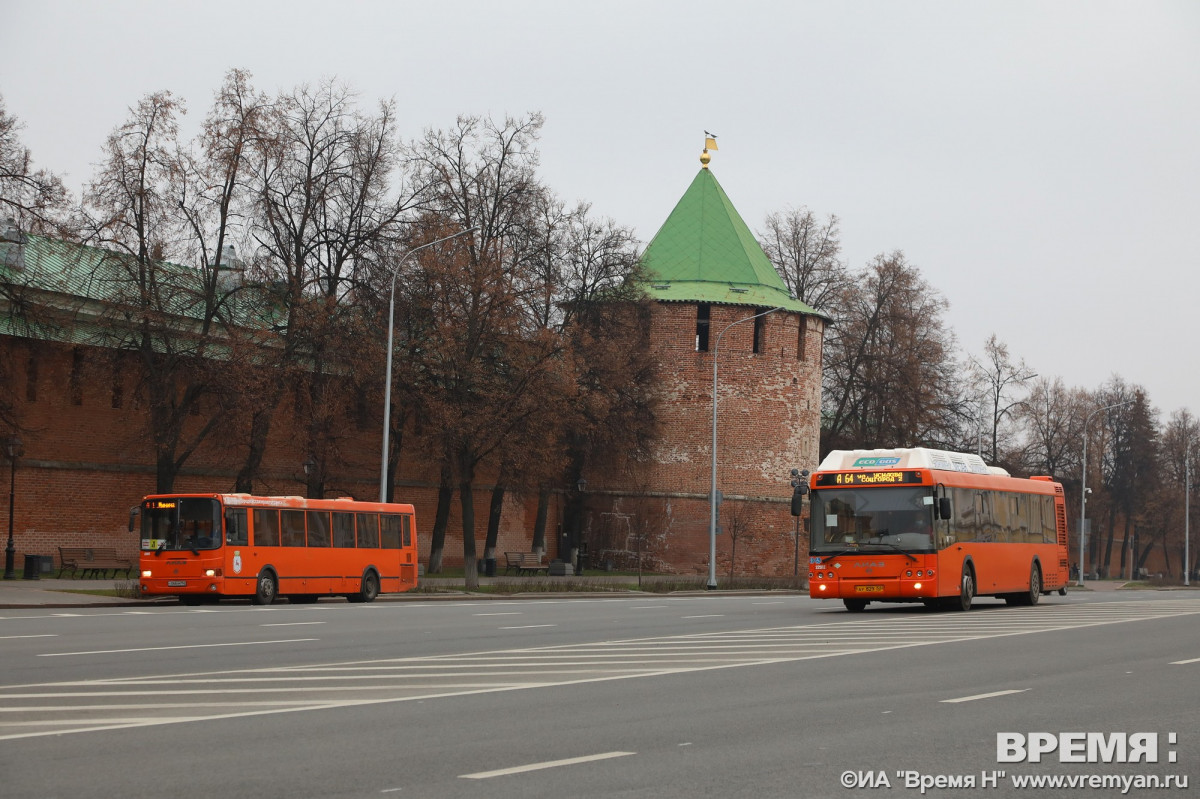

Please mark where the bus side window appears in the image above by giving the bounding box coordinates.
[356,513,379,548]
[252,509,280,547]
[332,512,355,547]
[952,487,977,542]
[225,508,248,546]
[401,515,412,548]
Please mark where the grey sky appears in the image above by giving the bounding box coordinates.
[3,0,1198,419]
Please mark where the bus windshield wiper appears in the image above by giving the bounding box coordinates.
[866,541,918,562]
[821,549,859,563]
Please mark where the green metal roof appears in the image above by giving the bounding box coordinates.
[639,168,819,316]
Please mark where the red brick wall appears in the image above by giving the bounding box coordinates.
[579,302,825,576]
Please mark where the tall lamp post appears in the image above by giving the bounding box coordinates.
[4,435,22,580]
[789,468,810,576]
[1079,399,1133,586]
[379,227,478,502]
[708,306,784,589]
[1185,439,1191,587]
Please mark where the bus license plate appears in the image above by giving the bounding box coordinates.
[855,585,884,593]
[167,580,186,587]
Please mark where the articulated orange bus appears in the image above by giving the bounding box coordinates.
[808,448,1069,611]
[134,493,418,604]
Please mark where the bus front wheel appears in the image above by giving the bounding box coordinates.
[252,570,277,605]
[954,568,974,612]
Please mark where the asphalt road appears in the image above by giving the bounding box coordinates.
[1,591,1198,798]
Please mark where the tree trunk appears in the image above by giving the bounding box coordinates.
[484,482,504,561]
[426,462,453,573]
[459,467,479,591]
[532,487,550,555]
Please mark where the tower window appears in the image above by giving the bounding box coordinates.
[753,311,765,354]
[696,304,710,352]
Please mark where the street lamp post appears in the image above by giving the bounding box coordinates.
[1186,440,1191,587]
[708,306,784,589]
[789,468,810,576]
[379,227,477,503]
[4,435,22,581]
[1079,399,1133,586]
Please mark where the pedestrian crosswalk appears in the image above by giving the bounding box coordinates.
[2,599,1198,740]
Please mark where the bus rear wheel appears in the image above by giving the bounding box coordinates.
[843,598,868,612]
[252,570,277,605]
[1026,563,1041,606]
[348,571,380,603]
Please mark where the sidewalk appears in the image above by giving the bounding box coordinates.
[0,573,731,609]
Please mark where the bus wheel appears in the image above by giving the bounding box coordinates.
[349,571,380,603]
[1026,563,1041,606]
[252,570,277,605]
[843,598,868,612]
[955,568,974,612]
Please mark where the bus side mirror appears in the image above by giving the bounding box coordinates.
[128,505,140,533]
[937,497,952,520]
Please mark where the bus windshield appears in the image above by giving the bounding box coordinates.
[810,486,934,553]
[141,498,222,552]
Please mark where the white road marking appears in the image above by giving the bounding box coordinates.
[682,615,725,619]
[38,639,319,657]
[1170,656,1200,665]
[0,634,57,640]
[460,751,636,779]
[474,612,522,616]
[941,689,1029,703]
[498,624,556,630]
[261,622,325,627]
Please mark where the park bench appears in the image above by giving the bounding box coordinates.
[503,552,549,576]
[57,546,135,579]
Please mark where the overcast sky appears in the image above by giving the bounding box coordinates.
[3,0,1198,421]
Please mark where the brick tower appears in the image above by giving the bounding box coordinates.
[584,142,826,578]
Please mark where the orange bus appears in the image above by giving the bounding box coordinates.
[808,448,1069,611]
[133,493,418,604]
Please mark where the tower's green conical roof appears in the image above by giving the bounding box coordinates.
[639,168,818,315]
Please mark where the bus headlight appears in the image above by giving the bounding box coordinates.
[914,582,923,590]
[142,570,152,578]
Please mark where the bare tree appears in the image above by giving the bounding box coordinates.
[821,252,959,453]
[0,95,71,235]
[759,206,849,313]
[84,90,235,492]
[968,334,1038,464]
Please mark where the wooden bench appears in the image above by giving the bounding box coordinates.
[503,552,549,576]
[57,546,135,578]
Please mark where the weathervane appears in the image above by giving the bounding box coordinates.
[701,131,718,168]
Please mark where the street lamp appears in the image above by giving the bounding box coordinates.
[379,227,478,502]
[1079,399,1133,586]
[708,306,784,589]
[4,435,23,580]
[789,468,810,576]
[1186,439,1191,587]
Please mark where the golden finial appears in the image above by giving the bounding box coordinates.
[701,131,718,168]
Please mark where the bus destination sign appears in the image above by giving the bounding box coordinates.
[814,470,926,487]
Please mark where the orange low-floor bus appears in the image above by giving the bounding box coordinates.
[808,448,1069,612]
[133,493,418,604]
